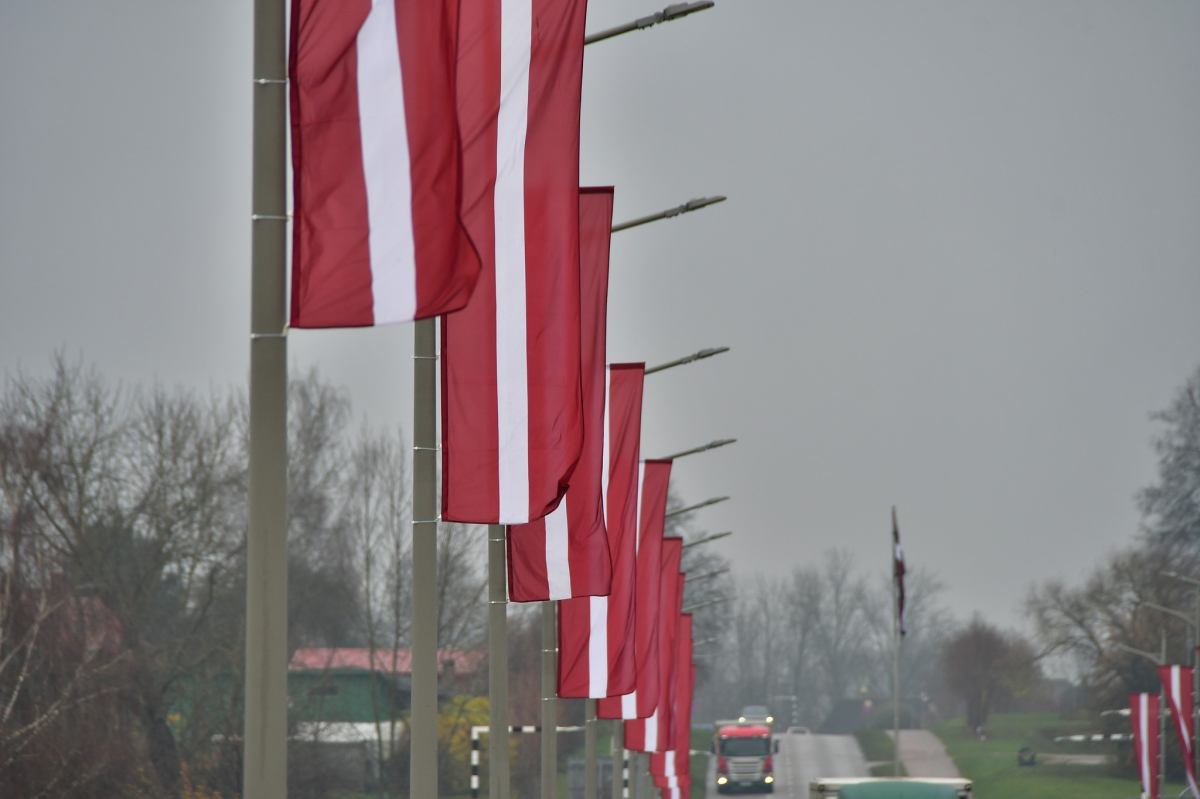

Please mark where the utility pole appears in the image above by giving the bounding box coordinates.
[243,0,288,795]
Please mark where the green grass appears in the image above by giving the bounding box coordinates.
[931,713,1186,799]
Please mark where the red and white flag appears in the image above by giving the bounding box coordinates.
[1130,692,1159,799]
[289,0,480,327]
[625,539,683,752]
[1160,666,1199,797]
[441,0,589,525]
[507,188,614,600]
[652,615,693,794]
[597,459,672,720]
[558,365,645,697]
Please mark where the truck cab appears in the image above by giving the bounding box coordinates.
[713,721,775,793]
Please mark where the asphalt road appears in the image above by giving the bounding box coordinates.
[706,733,868,799]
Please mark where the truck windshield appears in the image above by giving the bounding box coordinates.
[720,737,770,756]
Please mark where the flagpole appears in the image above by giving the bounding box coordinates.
[411,317,439,799]
[542,601,558,799]
[243,0,288,793]
[1162,631,1167,799]
[584,698,598,799]
[892,508,900,778]
[613,722,626,799]
[489,524,511,799]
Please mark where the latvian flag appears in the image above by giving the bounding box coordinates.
[625,538,683,752]
[1160,665,1199,797]
[652,615,693,797]
[893,507,906,636]
[289,0,480,327]
[507,188,615,601]
[442,0,590,525]
[558,365,645,698]
[1130,692,1159,799]
[597,460,672,720]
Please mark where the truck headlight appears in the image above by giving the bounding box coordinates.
[764,776,774,784]
[717,777,728,785]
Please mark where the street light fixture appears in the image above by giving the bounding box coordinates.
[611,196,726,233]
[659,438,736,460]
[681,531,732,549]
[682,595,730,613]
[684,567,729,584]
[584,2,715,46]
[665,496,729,519]
[645,346,730,376]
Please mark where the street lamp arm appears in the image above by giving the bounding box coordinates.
[684,567,729,584]
[664,496,729,519]
[611,196,726,232]
[1164,571,1200,589]
[584,2,715,46]
[1112,641,1164,665]
[658,438,736,460]
[682,596,730,613]
[645,346,730,375]
[1143,601,1195,629]
[681,531,732,549]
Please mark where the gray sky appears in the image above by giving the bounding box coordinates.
[2,1,1199,628]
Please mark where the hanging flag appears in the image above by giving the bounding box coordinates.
[289,0,480,327]
[442,0,589,525]
[624,537,683,751]
[558,364,645,698]
[893,506,907,636]
[597,460,672,719]
[1160,666,1199,797]
[1130,692,1159,799]
[652,615,693,792]
[508,188,615,600]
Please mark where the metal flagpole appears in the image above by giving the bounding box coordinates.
[613,721,626,799]
[489,524,511,799]
[542,602,558,799]
[410,318,439,799]
[892,539,900,777]
[584,699,598,799]
[243,0,288,794]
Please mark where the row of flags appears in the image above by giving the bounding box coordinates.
[1130,664,1200,799]
[286,0,700,783]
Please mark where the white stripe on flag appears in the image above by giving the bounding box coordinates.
[645,709,659,751]
[495,0,532,523]
[357,0,417,324]
[1139,694,1151,795]
[589,595,608,697]
[545,501,571,599]
[601,368,612,528]
[665,751,675,778]
[621,689,636,719]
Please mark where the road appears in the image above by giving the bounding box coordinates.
[706,733,868,799]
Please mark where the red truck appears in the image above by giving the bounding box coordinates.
[713,721,776,794]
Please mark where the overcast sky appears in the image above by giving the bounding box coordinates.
[2,1,1199,629]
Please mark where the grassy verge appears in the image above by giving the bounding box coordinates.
[854,729,895,762]
[932,713,1185,799]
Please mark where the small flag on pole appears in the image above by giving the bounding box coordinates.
[288,0,480,327]
[893,506,907,637]
[1130,692,1159,799]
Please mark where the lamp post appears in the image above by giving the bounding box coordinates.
[658,439,736,461]
[584,2,715,45]
[684,567,729,584]
[645,347,730,375]
[1164,571,1200,784]
[611,196,726,233]
[1115,633,1167,799]
[665,496,729,519]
